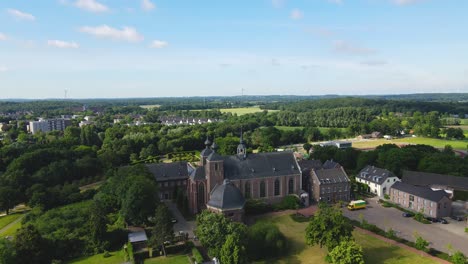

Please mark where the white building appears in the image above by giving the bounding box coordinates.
[29,118,71,134]
[356,165,400,198]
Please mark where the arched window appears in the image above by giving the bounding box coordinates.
[198,183,205,206]
[244,181,251,199]
[288,178,294,194]
[260,181,266,198]
[274,179,280,196]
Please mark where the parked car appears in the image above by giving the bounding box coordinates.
[450,215,464,221]
[402,212,414,217]
[426,217,439,223]
[439,218,448,224]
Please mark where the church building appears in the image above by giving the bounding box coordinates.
[187,136,302,221]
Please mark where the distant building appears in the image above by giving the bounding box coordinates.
[356,165,400,198]
[28,118,71,134]
[311,166,351,203]
[390,182,452,218]
[319,141,352,149]
[402,170,468,198]
[159,116,220,126]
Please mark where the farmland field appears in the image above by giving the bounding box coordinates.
[140,104,161,109]
[351,137,468,150]
[220,107,278,115]
[254,214,438,264]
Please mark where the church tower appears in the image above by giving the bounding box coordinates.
[206,140,224,192]
[237,131,247,160]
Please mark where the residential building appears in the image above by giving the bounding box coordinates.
[311,166,351,203]
[356,165,400,198]
[402,170,468,198]
[28,118,71,134]
[146,161,190,200]
[390,182,452,218]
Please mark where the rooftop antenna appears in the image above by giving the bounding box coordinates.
[64,89,68,100]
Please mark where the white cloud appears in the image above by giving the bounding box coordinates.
[47,40,80,49]
[393,0,423,5]
[74,0,109,12]
[333,40,376,55]
[0,33,7,41]
[7,9,35,21]
[290,9,303,20]
[0,66,8,72]
[149,40,168,48]
[272,0,285,8]
[141,0,156,11]
[79,25,144,42]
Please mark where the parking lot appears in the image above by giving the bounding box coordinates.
[343,197,468,255]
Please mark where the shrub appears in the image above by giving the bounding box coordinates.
[245,199,273,215]
[465,228,468,233]
[386,228,397,239]
[192,247,204,263]
[290,213,311,223]
[415,236,429,252]
[274,195,300,211]
[103,251,111,258]
[384,194,390,200]
[451,251,467,264]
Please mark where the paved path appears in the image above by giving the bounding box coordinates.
[343,197,468,255]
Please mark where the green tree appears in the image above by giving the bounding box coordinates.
[305,203,354,250]
[414,235,429,252]
[120,177,159,225]
[0,186,19,215]
[328,240,365,264]
[150,203,174,256]
[303,143,312,153]
[195,211,231,257]
[0,239,17,264]
[451,251,467,264]
[220,234,248,264]
[14,224,50,264]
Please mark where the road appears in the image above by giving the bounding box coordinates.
[343,197,468,255]
[164,201,196,239]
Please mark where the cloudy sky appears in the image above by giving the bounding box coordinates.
[0,0,467,98]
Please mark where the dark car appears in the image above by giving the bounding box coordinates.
[426,217,439,223]
[439,218,448,224]
[402,212,413,217]
[450,215,464,221]
[171,218,177,223]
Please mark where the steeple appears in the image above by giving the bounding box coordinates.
[211,139,219,152]
[204,136,212,148]
[237,130,247,160]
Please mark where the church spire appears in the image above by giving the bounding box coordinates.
[237,129,247,159]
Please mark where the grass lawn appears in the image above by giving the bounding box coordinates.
[460,119,468,125]
[0,219,22,236]
[275,126,304,131]
[352,137,468,150]
[0,213,23,230]
[219,107,278,115]
[68,250,126,264]
[140,104,161,109]
[255,214,438,264]
[144,255,189,264]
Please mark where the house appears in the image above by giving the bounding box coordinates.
[322,160,340,169]
[390,182,452,218]
[146,162,190,200]
[356,166,400,198]
[128,227,148,252]
[187,135,302,221]
[402,171,468,199]
[311,166,351,203]
[371,131,383,138]
[357,134,372,140]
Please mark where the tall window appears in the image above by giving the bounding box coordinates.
[288,178,294,194]
[198,183,205,206]
[274,179,280,196]
[214,163,218,171]
[244,181,251,199]
[260,181,266,198]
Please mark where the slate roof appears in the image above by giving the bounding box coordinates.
[357,165,396,185]
[190,166,206,181]
[146,161,189,181]
[221,151,300,180]
[322,160,340,169]
[313,167,350,184]
[207,179,245,210]
[391,182,449,202]
[207,151,223,162]
[298,159,323,172]
[402,170,468,191]
[200,147,213,157]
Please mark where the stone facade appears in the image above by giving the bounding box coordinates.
[311,167,351,203]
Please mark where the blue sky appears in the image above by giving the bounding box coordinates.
[0,0,467,98]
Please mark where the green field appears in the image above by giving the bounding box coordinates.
[256,214,437,264]
[0,213,23,230]
[0,219,22,237]
[220,107,278,115]
[140,104,161,109]
[352,137,468,150]
[460,119,468,125]
[68,250,126,264]
[144,255,189,264]
[275,126,304,131]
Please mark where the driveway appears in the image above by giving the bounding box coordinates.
[164,201,196,239]
[343,197,468,255]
